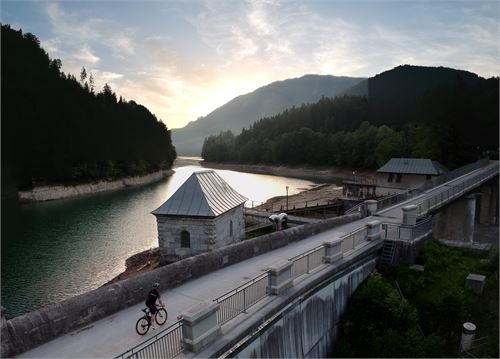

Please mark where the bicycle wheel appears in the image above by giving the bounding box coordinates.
[136,317,150,335]
[155,308,168,325]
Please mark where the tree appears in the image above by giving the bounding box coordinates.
[80,66,87,84]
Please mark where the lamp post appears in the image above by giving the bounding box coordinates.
[286,186,289,211]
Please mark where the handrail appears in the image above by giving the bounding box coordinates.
[415,164,498,216]
[213,271,269,325]
[289,244,325,279]
[213,271,269,303]
[373,158,492,215]
[114,320,183,359]
[382,216,433,241]
[288,244,325,262]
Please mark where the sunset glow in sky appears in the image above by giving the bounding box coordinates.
[2,1,499,129]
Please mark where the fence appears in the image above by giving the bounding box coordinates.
[415,164,498,216]
[289,245,325,280]
[382,216,433,241]
[346,159,494,218]
[114,321,183,359]
[213,272,269,325]
[340,226,368,253]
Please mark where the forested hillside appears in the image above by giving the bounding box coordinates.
[172,74,365,155]
[1,24,176,190]
[202,66,499,169]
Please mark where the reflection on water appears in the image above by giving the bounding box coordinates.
[1,158,318,319]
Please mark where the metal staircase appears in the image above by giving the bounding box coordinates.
[379,240,396,266]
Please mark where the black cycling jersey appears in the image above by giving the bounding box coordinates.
[146,288,160,307]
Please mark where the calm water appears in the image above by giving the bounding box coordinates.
[1,158,319,319]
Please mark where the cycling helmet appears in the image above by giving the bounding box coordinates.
[152,282,160,289]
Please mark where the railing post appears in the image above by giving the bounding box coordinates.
[267,260,293,295]
[306,255,310,274]
[402,204,418,226]
[366,220,381,241]
[323,238,343,263]
[243,289,247,313]
[366,199,377,215]
[180,301,221,353]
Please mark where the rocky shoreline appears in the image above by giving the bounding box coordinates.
[18,169,174,203]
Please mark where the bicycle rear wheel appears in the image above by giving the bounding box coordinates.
[136,317,150,335]
[155,308,168,325]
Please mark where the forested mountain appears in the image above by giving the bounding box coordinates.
[202,65,499,169]
[1,24,176,190]
[172,74,365,155]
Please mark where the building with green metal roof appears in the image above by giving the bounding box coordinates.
[152,170,247,261]
[376,158,448,196]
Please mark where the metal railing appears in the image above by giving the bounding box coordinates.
[382,216,433,241]
[376,191,411,211]
[115,321,183,359]
[340,226,368,253]
[344,201,366,215]
[213,272,269,325]
[347,159,493,217]
[416,164,498,216]
[289,245,325,280]
[422,158,489,190]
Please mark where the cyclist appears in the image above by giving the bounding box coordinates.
[145,282,164,329]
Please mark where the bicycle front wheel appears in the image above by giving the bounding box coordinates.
[155,308,168,325]
[136,317,150,335]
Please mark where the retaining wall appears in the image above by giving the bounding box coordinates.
[1,213,361,357]
[236,259,377,358]
[18,169,173,203]
[393,232,434,264]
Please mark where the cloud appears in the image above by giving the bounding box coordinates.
[73,46,100,64]
[33,0,498,130]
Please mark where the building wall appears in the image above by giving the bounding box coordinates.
[376,173,432,196]
[156,216,216,258]
[156,205,245,259]
[213,205,245,248]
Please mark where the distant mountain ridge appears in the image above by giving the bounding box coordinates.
[172,74,365,155]
[201,64,498,169]
[344,64,482,99]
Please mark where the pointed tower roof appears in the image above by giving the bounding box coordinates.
[152,170,248,217]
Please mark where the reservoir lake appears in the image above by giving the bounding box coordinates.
[1,158,322,319]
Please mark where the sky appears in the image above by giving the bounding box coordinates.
[1,0,499,130]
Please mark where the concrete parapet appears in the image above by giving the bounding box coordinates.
[0,212,362,358]
[365,200,377,215]
[323,238,343,263]
[268,260,293,295]
[366,220,381,241]
[465,274,486,294]
[180,301,221,353]
[402,205,418,226]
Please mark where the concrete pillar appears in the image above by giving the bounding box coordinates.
[402,204,418,226]
[365,200,377,216]
[366,220,381,241]
[432,195,476,243]
[465,274,486,294]
[323,238,343,263]
[478,180,499,224]
[180,302,221,353]
[460,322,476,352]
[465,195,476,243]
[268,260,293,295]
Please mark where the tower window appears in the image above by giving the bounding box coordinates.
[180,230,191,248]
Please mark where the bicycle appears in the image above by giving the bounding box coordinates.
[135,304,168,335]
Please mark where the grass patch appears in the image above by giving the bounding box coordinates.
[335,241,499,357]
[383,241,499,357]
